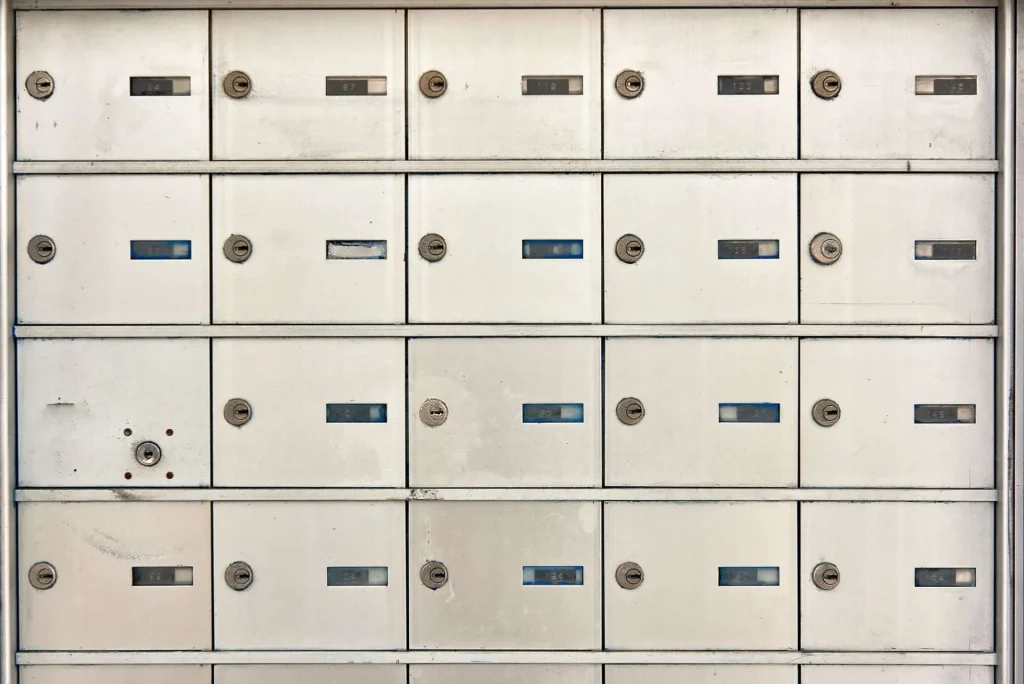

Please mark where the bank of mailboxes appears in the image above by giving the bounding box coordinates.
[17,173,995,325]
[17,9,994,160]
[19,501,993,652]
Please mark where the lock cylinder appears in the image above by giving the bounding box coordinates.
[812,562,841,590]
[420,560,449,590]
[615,234,645,264]
[223,235,253,263]
[811,399,841,427]
[418,233,447,262]
[809,232,842,265]
[419,70,447,98]
[811,70,842,100]
[616,397,645,425]
[224,398,253,427]
[27,235,56,264]
[28,561,57,590]
[225,561,254,591]
[419,398,449,427]
[26,70,54,100]
[615,561,644,589]
[224,71,252,99]
[615,70,644,99]
[134,441,162,467]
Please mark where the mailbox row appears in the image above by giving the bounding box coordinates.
[17,9,994,161]
[19,501,993,653]
[17,174,995,326]
[17,337,993,489]
[17,665,1000,684]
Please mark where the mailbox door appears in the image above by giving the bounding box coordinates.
[802,666,993,684]
[606,666,797,684]
[21,667,211,684]
[216,666,406,684]
[410,666,601,684]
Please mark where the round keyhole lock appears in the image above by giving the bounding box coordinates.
[419,70,447,98]
[224,71,252,99]
[420,560,449,590]
[615,234,645,264]
[225,561,254,591]
[616,397,645,426]
[419,398,449,427]
[28,561,57,590]
[28,235,56,264]
[224,398,253,427]
[26,71,55,100]
[812,562,841,590]
[418,233,447,262]
[223,234,252,264]
[811,70,842,100]
[615,70,645,99]
[615,561,644,590]
[811,398,841,427]
[134,441,162,467]
[809,232,842,266]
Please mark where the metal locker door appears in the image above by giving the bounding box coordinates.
[801,9,995,159]
[604,9,797,159]
[802,666,994,684]
[410,665,602,684]
[17,175,210,325]
[605,666,797,684]
[213,339,405,487]
[19,502,212,651]
[408,9,600,159]
[409,502,601,650]
[604,175,798,324]
[21,667,212,684]
[213,502,406,650]
[801,503,994,651]
[213,176,405,324]
[409,338,601,487]
[800,339,993,488]
[801,175,994,324]
[215,666,406,684]
[212,10,405,160]
[605,502,797,650]
[16,10,209,161]
[605,338,797,487]
[408,174,601,323]
[18,339,210,487]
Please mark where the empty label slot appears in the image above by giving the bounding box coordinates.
[326,240,388,260]
[914,240,977,260]
[915,75,978,96]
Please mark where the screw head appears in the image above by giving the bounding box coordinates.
[28,561,57,590]
[419,70,447,98]
[224,71,252,99]
[223,235,252,263]
[419,398,449,427]
[418,233,447,262]
[811,70,842,100]
[223,398,253,427]
[812,562,841,590]
[225,561,254,590]
[615,397,645,426]
[134,441,162,467]
[615,70,644,99]
[28,235,56,264]
[26,71,54,100]
[615,234,645,264]
[420,560,449,590]
[809,232,842,265]
[615,561,644,589]
[811,399,841,427]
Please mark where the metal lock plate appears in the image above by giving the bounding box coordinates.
[811,399,841,427]
[134,441,162,467]
[614,70,644,99]
[26,70,54,100]
[615,561,644,590]
[418,233,447,262]
[811,70,841,100]
[615,234,644,264]
[225,561,254,591]
[809,232,842,265]
[419,398,449,427]
[812,561,840,590]
[28,561,57,590]
[224,398,252,427]
[224,70,252,99]
[420,560,449,590]
[615,397,645,425]
[419,70,447,98]
[223,234,252,263]
[27,235,56,264]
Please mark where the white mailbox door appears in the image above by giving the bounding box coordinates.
[213,175,404,324]
[605,339,797,487]
[410,666,601,684]
[409,175,601,323]
[801,9,995,159]
[216,666,406,684]
[801,503,994,651]
[605,175,797,323]
[800,339,993,488]
[16,10,209,161]
[408,10,600,159]
[802,666,993,684]
[212,10,404,160]
[22,667,211,684]
[17,176,210,325]
[605,503,797,650]
[801,175,994,324]
[409,502,601,650]
[214,502,405,650]
[604,10,796,159]
[213,339,404,487]
[409,338,600,487]
[606,666,797,684]
[19,502,211,651]
[18,339,210,487]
